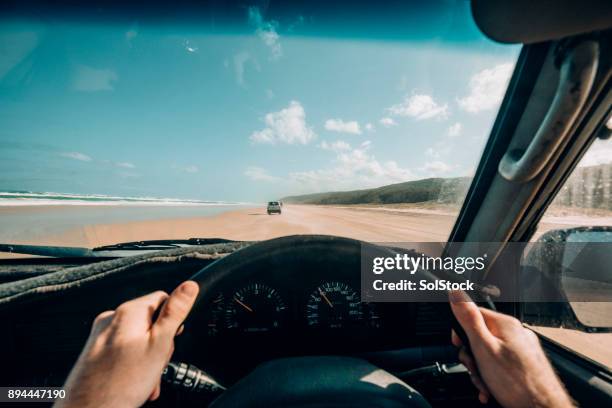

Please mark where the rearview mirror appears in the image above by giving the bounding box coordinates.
[520,226,612,332]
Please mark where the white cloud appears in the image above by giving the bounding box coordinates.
[233,51,251,86]
[425,147,440,159]
[72,65,117,92]
[447,122,463,138]
[250,101,316,145]
[457,63,513,113]
[61,152,92,162]
[424,137,457,162]
[259,31,281,59]
[423,122,465,161]
[319,140,351,152]
[248,7,282,59]
[379,117,397,128]
[422,161,452,174]
[388,94,448,120]
[116,162,135,169]
[244,166,279,182]
[290,141,413,190]
[579,139,612,167]
[324,119,361,135]
[365,123,374,132]
[184,40,198,53]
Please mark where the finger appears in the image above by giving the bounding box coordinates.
[458,347,477,374]
[95,310,115,320]
[479,391,490,405]
[466,365,491,404]
[479,307,523,338]
[469,372,490,397]
[451,329,463,347]
[113,291,169,334]
[456,341,490,403]
[153,281,199,337]
[92,310,115,329]
[148,383,161,401]
[449,290,495,345]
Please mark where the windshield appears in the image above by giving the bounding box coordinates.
[0,1,520,252]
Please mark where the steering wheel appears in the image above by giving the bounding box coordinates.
[185,235,432,408]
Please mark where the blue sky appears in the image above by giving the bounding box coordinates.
[0,4,521,202]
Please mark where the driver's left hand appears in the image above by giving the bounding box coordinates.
[54,280,199,408]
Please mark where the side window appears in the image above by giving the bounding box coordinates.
[534,138,611,239]
[528,137,612,370]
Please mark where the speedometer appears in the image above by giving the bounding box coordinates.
[306,281,362,329]
[225,283,287,333]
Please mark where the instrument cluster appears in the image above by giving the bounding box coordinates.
[204,281,383,338]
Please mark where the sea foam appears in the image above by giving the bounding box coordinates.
[0,191,243,206]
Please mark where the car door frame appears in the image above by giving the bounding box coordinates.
[446,30,612,405]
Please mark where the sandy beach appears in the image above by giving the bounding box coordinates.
[1,204,459,248]
[1,203,595,249]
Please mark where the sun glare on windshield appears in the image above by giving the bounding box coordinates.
[0,2,521,250]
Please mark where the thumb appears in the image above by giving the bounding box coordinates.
[449,290,495,346]
[154,281,199,338]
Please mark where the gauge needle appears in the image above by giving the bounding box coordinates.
[319,289,334,308]
[234,297,254,312]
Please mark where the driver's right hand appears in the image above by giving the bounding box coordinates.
[449,290,575,408]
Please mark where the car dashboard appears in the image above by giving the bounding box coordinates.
[0,241,455,405]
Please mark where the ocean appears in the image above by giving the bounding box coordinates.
[0,191,244,206]
[0,191,252,243]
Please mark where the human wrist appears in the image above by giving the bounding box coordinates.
[529,379,574,408]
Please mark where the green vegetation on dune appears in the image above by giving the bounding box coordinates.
[282,177,472,205]
[283,163,611,209]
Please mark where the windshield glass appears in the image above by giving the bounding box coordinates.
[0,1,520,252]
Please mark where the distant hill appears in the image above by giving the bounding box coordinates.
[282,162,611,209]
[282,177,472,205]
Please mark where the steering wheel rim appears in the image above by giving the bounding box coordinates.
[189,235,384,301]
[183,235,432,408]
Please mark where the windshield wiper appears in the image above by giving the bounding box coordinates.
[92,238,236,251]
[0,238,238,258]
[0,244,97,258]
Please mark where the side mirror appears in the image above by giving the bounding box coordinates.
[520,226,612,332]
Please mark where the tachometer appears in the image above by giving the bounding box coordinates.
[225,283,287,333]
[306,281,362,329]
